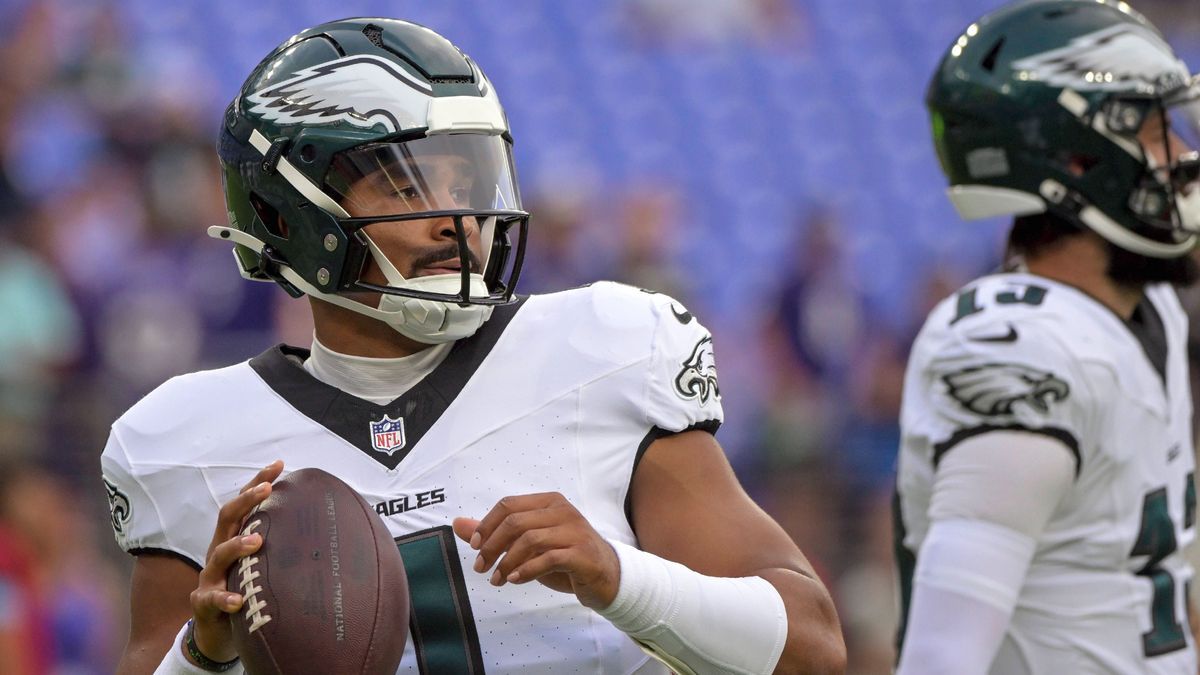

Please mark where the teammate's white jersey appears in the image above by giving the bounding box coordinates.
[100,282,724,675]
[896,272,1198,674]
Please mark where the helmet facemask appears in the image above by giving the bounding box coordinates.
[1032,86,1200,259]
[318,133,529,343]
[1125,85,1200,237]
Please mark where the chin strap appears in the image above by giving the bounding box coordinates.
[208,225,492,343]
[207,226,413,325]
[1038,180,1199,258]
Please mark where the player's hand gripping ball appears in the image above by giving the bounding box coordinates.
[227,468,409,674]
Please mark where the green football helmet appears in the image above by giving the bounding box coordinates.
[212,18,528,343]
[927,0,1200,258]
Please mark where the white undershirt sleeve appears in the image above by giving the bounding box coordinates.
[927,430,1077,537]
[896,431,1076,675]
[598,541,788,675]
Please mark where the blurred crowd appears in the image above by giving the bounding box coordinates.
[0,0,1198,673]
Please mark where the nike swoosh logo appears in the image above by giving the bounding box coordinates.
[1168,444,1182,462]
[671,304,693,325]
[967,325,1018,343]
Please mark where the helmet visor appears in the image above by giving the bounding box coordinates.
[1164,76,1200,153]
[325,134,522,217]
[322,134,528,303]
[1130,84,1200,235]
[1145,90,1200,188]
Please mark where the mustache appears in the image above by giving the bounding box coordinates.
[409,243,482,274]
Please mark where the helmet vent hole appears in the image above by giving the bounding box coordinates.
[361,23,472,84]
[981,37,1006,73]
[362,24,386,49]
[250,193,289,240]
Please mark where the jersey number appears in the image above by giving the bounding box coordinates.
[1131,475,1196,657]
[951,284,1047,324]
[395,526,486,673]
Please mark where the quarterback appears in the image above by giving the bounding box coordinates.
[895,1,1200,673]
[99,18,844,675]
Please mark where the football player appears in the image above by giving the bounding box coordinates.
[99,18,845,675]
[895,1,1200,673]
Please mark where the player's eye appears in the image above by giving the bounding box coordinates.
[391,185,421,201]
[449,186,472,206]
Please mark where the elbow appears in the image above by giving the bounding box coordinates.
[774,588,847,675]
[780,624,847,675]
[815,631,849,675]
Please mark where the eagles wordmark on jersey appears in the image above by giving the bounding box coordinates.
[896,273,1198,673]
[101,283,722,675]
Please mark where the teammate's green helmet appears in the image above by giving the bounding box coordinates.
[928,0,1200,258]
[213,18,528,343]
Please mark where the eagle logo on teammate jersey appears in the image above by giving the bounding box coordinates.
[103,477,131,535]
[369,415,408,456]
[246,55,436,133]
[674,336,720,406]
[943,363,1070,417]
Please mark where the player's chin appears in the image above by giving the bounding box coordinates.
[1107,244,1200,287]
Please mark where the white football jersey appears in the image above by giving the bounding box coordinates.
[100,282,724,675]
[896,273,1198,674]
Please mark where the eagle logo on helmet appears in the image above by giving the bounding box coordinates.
[246,54,434,133]
[103,477,132,535]
[943,363,1070,416]
[674,336,721,406]
[1010,24,1189,93]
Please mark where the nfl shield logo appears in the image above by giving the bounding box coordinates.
[369,415,407,456]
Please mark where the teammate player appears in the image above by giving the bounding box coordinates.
[895,1,1200,672]
[99,18,845,675]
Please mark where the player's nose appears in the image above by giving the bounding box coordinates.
[431,208,479,241]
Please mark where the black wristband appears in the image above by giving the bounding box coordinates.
[184,619,241,672]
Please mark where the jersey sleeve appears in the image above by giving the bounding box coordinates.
[908,317,1107,475]
[642,293,724,434]
[99,424,216,568]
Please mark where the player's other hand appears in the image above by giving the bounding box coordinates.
[453,492,620,610]
[190,460,285,663]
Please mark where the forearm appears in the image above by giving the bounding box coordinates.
[896,518,1036,675]
[599,541,844,675]
[896,580,1012,675]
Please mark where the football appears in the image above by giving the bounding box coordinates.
[227,468,409,674]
